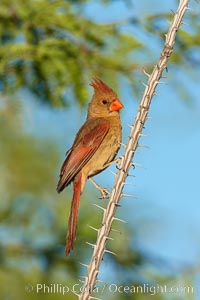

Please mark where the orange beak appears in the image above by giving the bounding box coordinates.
[109,99,124,112]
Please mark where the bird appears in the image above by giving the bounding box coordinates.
[57,78,124,256]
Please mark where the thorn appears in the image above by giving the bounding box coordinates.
[123,182,136,186]
[146,116,152,120]
[96,278,104,283]
[127,173,136,177]
[119,142,126,147]
[181,21,188,26]
[127,123,133,128]
[161,75,168,79]
[186,7,194,11]
[87,224,99,232]
[138,144,150,149]
[105,236,114,241]
[79,262,89,268]
[86,242,95,248]
[132,162,144,168]
[141,81,148,88]
[112,217,127,224]
[121,193,138,199]
[90,296,103,300]
[104,249,117,256]
[157,81,166,84]
[110,228,122,234]
[143,68,150,77]
[114,203,122,207]
[153,92,160,96]
[93,204,106,211]
[170,9,176,15]
[139,133,148,137]
[109,169,116,176]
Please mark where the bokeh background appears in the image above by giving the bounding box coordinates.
[0,0,200,299]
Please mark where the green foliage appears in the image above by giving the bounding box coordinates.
[0,97,81,298]
[0,1,199,106]
[0,0,142,106]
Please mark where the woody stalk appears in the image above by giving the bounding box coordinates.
[78,1,190,299]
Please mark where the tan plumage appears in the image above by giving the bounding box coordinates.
[57,78,123,255]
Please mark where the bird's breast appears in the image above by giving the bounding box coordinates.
[82,118,122,178]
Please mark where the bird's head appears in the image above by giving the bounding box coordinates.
[88,78,124,118]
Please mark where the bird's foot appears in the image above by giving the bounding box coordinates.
[89,178,110,199]
[103,156,123,170]
[116,156,123,170]
[98,187,110,199]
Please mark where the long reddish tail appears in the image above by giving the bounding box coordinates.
[65,174,82,256]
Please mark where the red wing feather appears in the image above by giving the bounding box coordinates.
[57,119,109,192]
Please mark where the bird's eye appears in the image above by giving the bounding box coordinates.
[102,100,108,105]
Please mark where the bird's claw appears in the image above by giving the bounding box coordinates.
[98,187,110,200]
[89,178,110,199]
[116,156,123,170]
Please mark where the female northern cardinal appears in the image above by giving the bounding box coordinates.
[57,78,123,256]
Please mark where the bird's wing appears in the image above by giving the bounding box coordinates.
[57,118,110,192]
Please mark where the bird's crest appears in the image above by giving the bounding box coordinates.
[90,78,115,94]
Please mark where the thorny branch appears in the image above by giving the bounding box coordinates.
[78,1,190,299]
